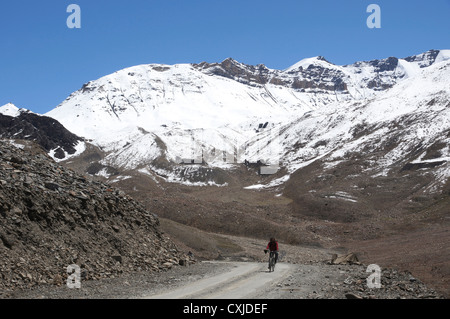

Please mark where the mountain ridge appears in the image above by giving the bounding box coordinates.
[43,49,450,185]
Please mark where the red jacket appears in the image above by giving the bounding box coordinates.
[266,241,278,251]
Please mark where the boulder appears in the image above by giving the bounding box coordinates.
[330,253,360,265]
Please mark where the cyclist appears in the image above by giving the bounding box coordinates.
[265,237,279,269]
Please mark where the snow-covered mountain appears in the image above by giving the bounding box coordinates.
[277,55,450,189]
[45,49,450,189]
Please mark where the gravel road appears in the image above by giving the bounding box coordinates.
[145,262,294,299]
[6,258,443,299]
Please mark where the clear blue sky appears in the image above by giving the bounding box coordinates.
[1,0,449,114]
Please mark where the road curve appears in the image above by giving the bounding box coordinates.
[144,261,294,299]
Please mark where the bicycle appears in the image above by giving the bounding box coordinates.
[264,249,277,272]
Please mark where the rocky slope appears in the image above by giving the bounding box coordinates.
[0,139,189,295]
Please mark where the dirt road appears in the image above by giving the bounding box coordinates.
[145,262,294,299]
[142,260,444,300]
[5,259,443,299]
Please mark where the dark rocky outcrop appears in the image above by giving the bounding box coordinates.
[194,57,349,92]
[194,50,444,95]
[0,112,82,160]
[194,58,272,86]
[404,49,440,68]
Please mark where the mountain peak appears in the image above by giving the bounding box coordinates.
[285,55,333,72]
[222,57,239,64]
[0,103,21,117]
[316,56,330,62]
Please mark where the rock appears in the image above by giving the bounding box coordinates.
[330,253,360,265]
[111,255,123,263]
[52,274,63,286]
[9,207,22,215]
[345,293,363,299]
[0,232,14,249]
[44,182,60,191]
[9,156,24,165]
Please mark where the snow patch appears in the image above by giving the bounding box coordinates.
[49,141,86,163]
